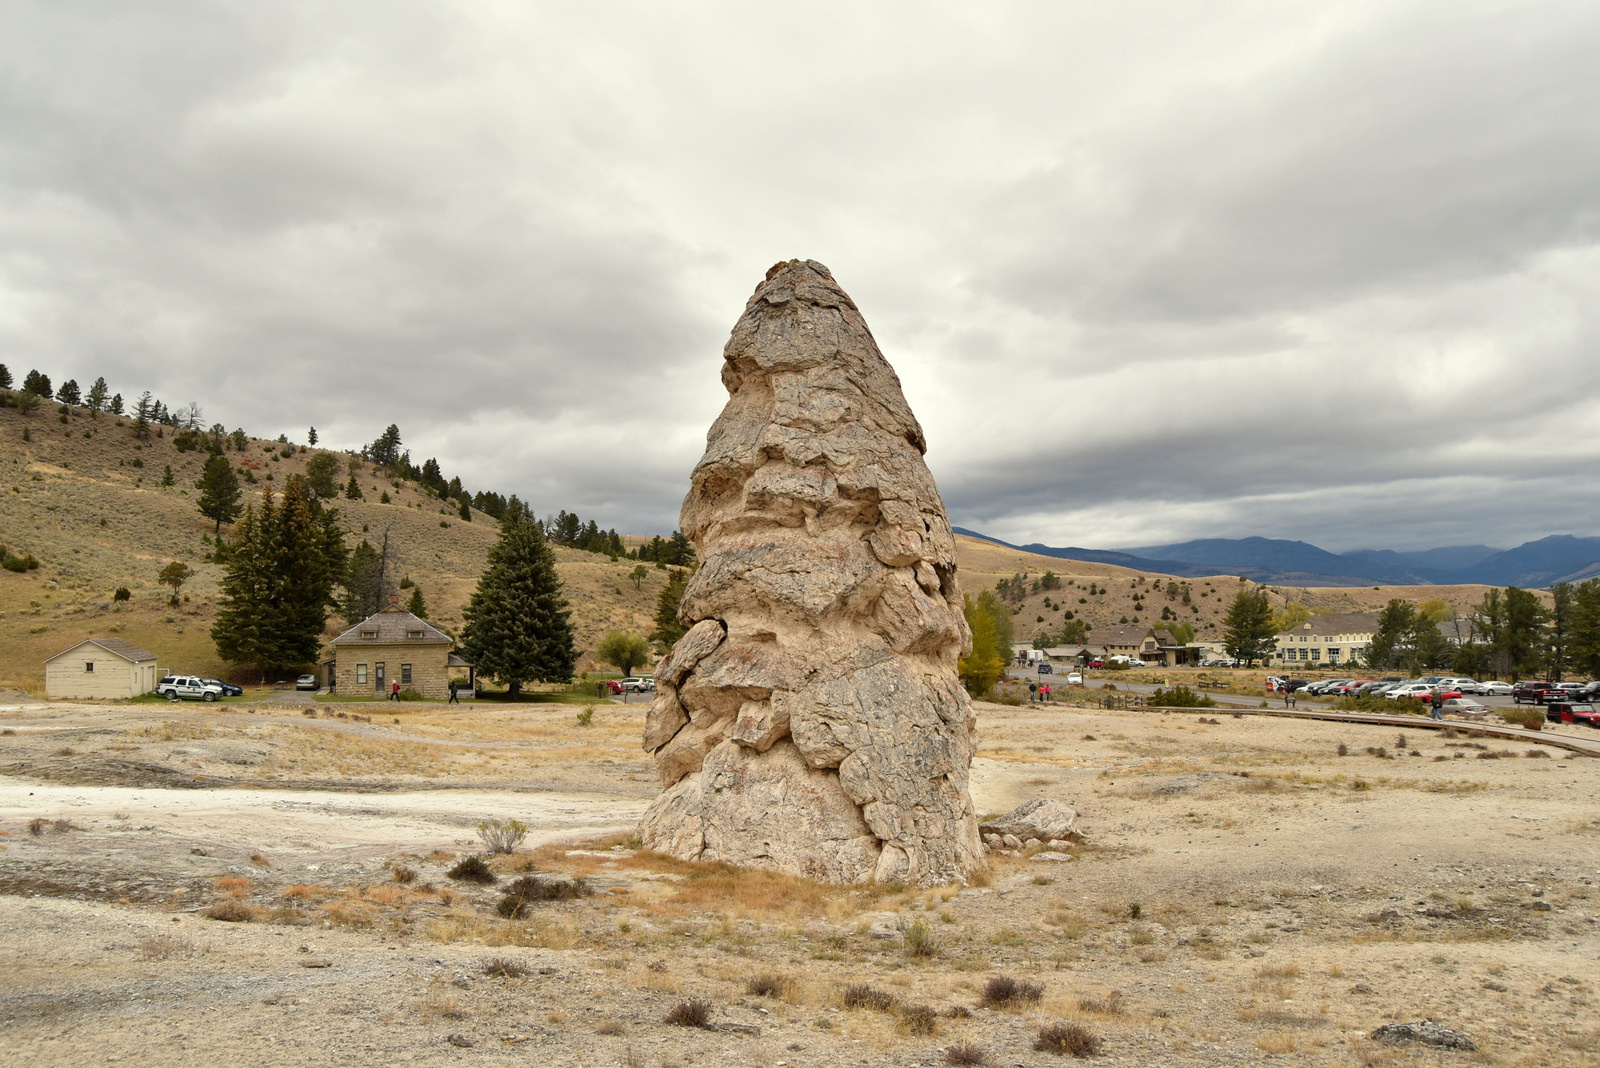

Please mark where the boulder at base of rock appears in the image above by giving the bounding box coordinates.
[980,799,1083,843]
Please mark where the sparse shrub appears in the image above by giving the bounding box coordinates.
[1336,743,1348,756]
[1077,989,1124,1015]
[497,874,590,917]
[27,817,46,836]
[1499,706,1543,730]
[944,1043,989,1066]
[900,915,940,958]
[1147,685,1215,708]
[201,898,259,922]
[746,973,791,998]
[576,707,594,727]
[1525,748,1550,758]
[843,983,898,1012]
[476,818,528,854]
[897,1003,938,1035]
[138,934,195,960]
[392,866,418,884]
[665,999,712,1028]
[482,957,529,978]
[980,974,1044,1007]
[113,587,131,602]
[1035,1021,1100,1057]
[1127,902,1141,919]
[446,855,497,884]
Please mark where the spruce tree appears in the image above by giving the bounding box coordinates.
[459,504,576,697]
[0,363,10,390]
[160,464,175,487]
[308,427,318,446]
[212,477,347,681]
[341,539,385,621]
[1222,591,1278,665]
[57,379,81,406]
[406,586,429,619]
[109,393,123,415]
[652,569,689,645]
[197,453,243,532]
[345,474,363,500]
[458,496,471,522]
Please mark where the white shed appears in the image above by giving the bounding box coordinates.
[44,638,160,699]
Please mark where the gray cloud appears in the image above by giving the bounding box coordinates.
[2,1,1598,551]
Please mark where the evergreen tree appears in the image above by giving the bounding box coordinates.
[132,391,154,439]
[304,452,341,499]
[1545,582,1574,681]
[160,464,175,487]
[1366,599,1417,669]
[86,377,108,413]
[345,474,363,500]
[458,496,471,522]
[22,369,52,397]
[57,379,81,406]
[406,586,429,619]
[1500,587,1548,678]
[1221,591,1277,665]
[109,392,123,415]
[652,568,689,646]
[196,453,243,533]
[0,363,10,390]
[341,539,386,621]
[1568,579,1600,680]
[212,478,347,681]
[368,424,403,468]
[307,427,318,446]
[459,505,576,697]
[629,564,648,590]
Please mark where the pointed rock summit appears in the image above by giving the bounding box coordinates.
[639,259,983,886]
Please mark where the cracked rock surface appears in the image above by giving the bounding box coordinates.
[639,259,982,886]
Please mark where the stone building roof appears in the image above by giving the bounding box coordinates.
[330,602,453,646]
[1085,626,1155,648]
[44,637,158,663]
[1275,612,1380,639]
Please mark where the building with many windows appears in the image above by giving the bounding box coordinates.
[1274,613,1379,667]
[325,598,467,698]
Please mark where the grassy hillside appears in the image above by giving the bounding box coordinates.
[0,403,674,693]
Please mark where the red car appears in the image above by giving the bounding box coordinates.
[1085,658,1106,668]
[1546,702,1600,727]
[601,679,623,694]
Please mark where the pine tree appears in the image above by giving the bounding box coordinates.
[109,393,123,415]
[458,496,471,522]
[0,363,11,390]
[652,569,689,645]
[345,474,363,500]
[57,379,81,406]
[341,539,386,621]
[304,453,341,499]
[160,464,175,487]
[459,505,576,698]
[86,377,108,413]
[22,369,52,398]
[196,452,243,533]
[132,391,153,439]
[1222,591,1278,665]
[406,586,429,619]
[307,427,318,446]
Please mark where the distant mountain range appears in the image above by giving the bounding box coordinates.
[952,529,1600,588]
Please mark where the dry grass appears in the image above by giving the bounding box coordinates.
[137,934,194,960]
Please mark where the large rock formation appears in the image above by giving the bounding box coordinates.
[639,259,983,886]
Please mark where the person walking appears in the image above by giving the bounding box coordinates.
[390,680,401,702]
[1430,689,1444,721]
[1043,683,1052,703]
[448,680,459,705]
[1028,681,1038,703]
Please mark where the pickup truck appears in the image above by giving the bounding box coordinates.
[156,675,224,702]
[1511,680,1556,705]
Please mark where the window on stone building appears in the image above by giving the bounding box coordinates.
[401,664,412,684]
[356,663,368,684]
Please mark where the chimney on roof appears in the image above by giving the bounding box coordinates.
[389,594,399,607]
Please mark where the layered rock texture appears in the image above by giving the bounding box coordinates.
[639,260,983,886]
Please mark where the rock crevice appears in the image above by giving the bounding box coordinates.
[639,259,982,886]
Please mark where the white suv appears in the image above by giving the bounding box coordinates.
[156,675,224,702]
[619,677,656,693]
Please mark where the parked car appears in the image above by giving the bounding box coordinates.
[295,674,318,691]
[1511,680,1557,704]
[1037,663,1053,674]
[1085,658,1105,668]
[1440,697,1489,718]
[1065,672,1084,685]
[1385,683,1436,701]
[1549,682,1588,698]
[1545,702,1600,728]
[601,679,623,694]
[619,677,655,693]
[203,678,243,697]
[1124,658,1149,668]
[157,675,224,702]
[1477,680,1513,697]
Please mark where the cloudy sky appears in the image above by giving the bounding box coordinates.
[4,1,1597,553]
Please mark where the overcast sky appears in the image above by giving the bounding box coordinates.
[4,1,1597,553]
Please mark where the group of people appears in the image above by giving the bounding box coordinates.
[1028,681,1054,702]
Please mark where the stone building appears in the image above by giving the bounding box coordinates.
[44,638,160,699]
[1273,612,1379,667]
[326,599,464,699]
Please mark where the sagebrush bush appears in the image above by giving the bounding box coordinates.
[980,974,1044,1007]
[476,818,528,854]
[1035,1021,1100,1057]
[899,915,940,958]
[1147,685,1215,708]
[943,1043,989,1066]
[447,856,497,884]
[665,999,712,1028]
[481,957,529,978]
[201,898,258,923]
[897,1003,938,1035]
[843,983,897,1012]
[746,973,791,998]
